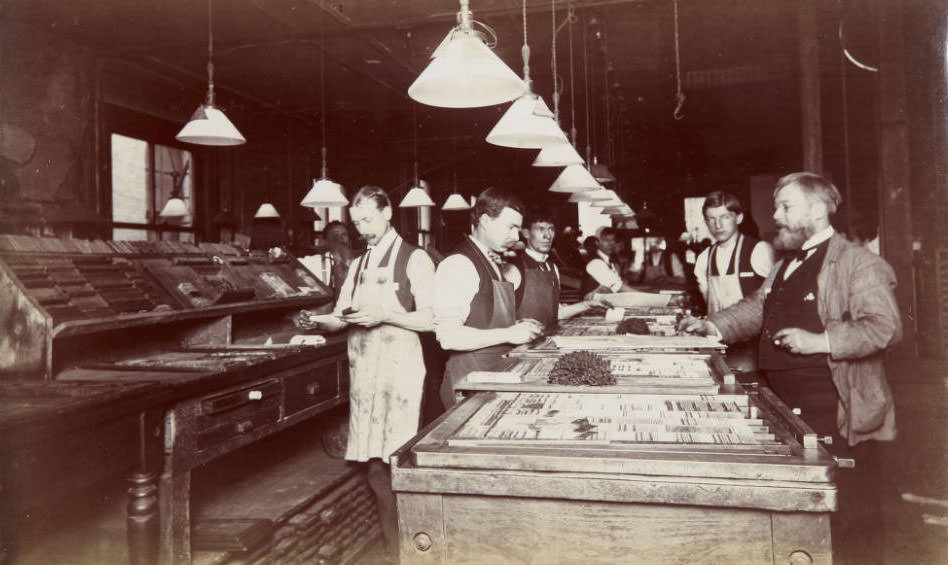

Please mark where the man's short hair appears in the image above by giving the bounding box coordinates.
[524,207,556,230]
[598,227,617,240]
[774,172,842,214]
[471,187,524,227]
[351,185,391,210]
[702,190,744,215]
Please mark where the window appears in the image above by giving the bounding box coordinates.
[111,133,195,242]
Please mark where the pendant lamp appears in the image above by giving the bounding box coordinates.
[590,189,622,207]
[400,180,436,208]
[254,203,280,219]
[549,164,600,193]
[568,188,612,202]
[442,193,471,210]
[400,104,435,208]
[408,0,526,108]
[301,8,347,209]
[590,157,616,183]
[486,0,567,148]
[534,142,585,167]
[176,0,246,146]
[159,196,189,219]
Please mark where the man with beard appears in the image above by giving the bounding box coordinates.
[434,187,543,407]
[679,172,901,564]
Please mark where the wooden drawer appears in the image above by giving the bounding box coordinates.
[196,380,282,451]
[283,359,340,418]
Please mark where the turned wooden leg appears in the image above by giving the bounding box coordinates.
[127,470,159,565]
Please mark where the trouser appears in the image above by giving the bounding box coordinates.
[764,368,891,565]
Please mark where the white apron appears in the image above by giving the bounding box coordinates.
[706,234,747,314]
[345,237,425,463]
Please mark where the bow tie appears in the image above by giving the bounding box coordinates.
[790,248,813,262]
[487,250,506,265]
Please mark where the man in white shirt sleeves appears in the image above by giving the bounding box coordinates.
[693,191,774,370]
[433,188,543,407]
[582,227,630,297]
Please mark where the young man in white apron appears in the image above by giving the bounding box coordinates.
[693,191,774,371]
[307,186,435,558]
[433,188,543,407]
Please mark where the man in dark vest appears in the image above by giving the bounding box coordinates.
[434,187,543,407]
[693,190,774,371]
[679,172,901,565]
[305,185,435,558]
[509,209,604,332]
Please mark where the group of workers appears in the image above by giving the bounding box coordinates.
[308,172,901,565]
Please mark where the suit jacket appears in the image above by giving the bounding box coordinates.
[709,233,902,445]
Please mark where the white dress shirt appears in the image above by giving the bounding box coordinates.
[434,236,513,349]
[585,250,623,292]
[782,226,834,280]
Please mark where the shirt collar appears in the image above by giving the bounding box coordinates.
[715,232,740,250]
[468,235,503,275]
[525,247,549,264]
[802,226,834,251]
[367,227,397,254]
[597,249,612,264]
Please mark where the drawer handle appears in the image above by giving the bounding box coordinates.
[788,550,813,564]
[248,390,263,401]
[235,420,254,434]
[413,532,432,552]
[306,383,321,395]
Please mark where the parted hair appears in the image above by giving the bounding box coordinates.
[702,190,744,215]
[351,185,391,210]
[471,187,524,228]
[774,172,842,214]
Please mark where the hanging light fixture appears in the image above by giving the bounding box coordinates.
[442,193,471,210]
[568,187,612,202]
[590,189,623,207]
[254,203,280,218]
[486,0,567,148]
[176,0,246,146]
[301,7,347,209]
[159,196,189,219]
[534,0,585,167]
[409,0,526,108]
[590,156,616,183]
[549,164,601,193]
[400,103,435,208]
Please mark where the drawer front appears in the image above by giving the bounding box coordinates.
[283,360,340,417]
[195,379,282,451]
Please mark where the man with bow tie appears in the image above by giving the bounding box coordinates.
[679,172,901,564]
[305,185,435,558]
[433,187,543,407]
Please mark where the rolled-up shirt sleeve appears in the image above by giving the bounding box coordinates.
[585,258,623,292]
[750,241,775,278]
[433,255,480,349]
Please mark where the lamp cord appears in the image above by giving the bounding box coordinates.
[521,0,530,84]
[551,0,558,122]
[320,3,328,178]
[673,0,685,120]
[206,0,215,106]
[583,11,592,164]
[568,2,577,146]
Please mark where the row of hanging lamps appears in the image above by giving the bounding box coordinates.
[442,125,471,210]
[301,6,347,209]
[590,189,622,207]
[176,0,246,146]
[485,0,567,148]
[409,0,526,108]
[568,187,611,202]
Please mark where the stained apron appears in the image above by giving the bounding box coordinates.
[345,238,425,463]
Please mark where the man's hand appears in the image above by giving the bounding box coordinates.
[677,314,716,336]
[772,328,830,355]
[508,319,543,344]
[342,305,387,328]
[584,295,612,310]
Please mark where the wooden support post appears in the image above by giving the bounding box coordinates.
[798,0,823,173]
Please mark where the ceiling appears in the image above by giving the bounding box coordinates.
[3,0,869,224]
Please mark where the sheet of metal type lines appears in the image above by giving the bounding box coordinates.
[447,392,782,451]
